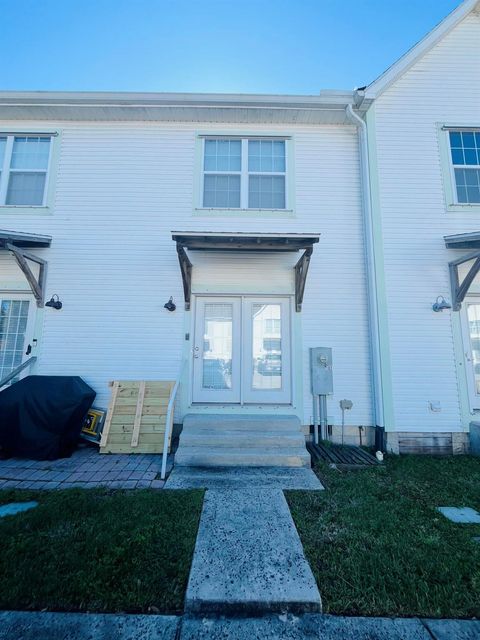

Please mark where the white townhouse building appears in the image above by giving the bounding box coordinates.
[0,0,479,463]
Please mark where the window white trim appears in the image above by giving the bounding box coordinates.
[0,134,53,208]
[200,136,289,211]
[438,124,480,211]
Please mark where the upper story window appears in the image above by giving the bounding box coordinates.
[0,136,52,206]
[202,138,286,210]
[449,130,480,204]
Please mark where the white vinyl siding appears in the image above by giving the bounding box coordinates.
[374,12,480,432]
[0,136,51,206]
[0,121,370,426]
[202,137,286,210]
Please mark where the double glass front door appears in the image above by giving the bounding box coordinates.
[192,296,291,404]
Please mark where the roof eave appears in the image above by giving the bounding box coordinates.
[0,90,359,125]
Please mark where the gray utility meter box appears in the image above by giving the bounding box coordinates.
[310,347,333,395]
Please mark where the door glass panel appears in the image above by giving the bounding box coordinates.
[467,303,480,395]
[0,299,30,382]
[202,303,233,390]
[252,303,282,390]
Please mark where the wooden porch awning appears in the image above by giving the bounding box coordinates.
[172,231,320,312]
[0,229,52,307]
[445,232,480,311]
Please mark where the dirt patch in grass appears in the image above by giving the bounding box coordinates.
[286,455,480,618]
[0,488,203,614]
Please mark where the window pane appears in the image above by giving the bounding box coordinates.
[6,172,46,205]
[202,303,233,390]
[248,140,285,173]
[449,132,462,147]
[0,137,6,166]
[10,136,50,170]
[449,130,480,167]
[451,148,464,164]
[252,303,282,390]
[249,175,285,209]
[464,149,478,165]
[455,168,480,203]
[462,132,476,148]
[203,174,240,208]
[0,298,29,383]
[204,139,241,172]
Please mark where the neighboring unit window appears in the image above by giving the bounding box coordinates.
[202,137,287,209]
[449,131,480,204]
[0,136,51,206]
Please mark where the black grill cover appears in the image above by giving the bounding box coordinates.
[0,376,96,460]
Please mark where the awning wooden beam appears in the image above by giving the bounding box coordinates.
[173,232,319,313]
[176,243,193,311]
[295,248,313,312]
[449,250,480,311]
[6,243,47,307]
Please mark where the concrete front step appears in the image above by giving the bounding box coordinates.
[177,414,310,468]
[180,431,306,448]
[175,447,311,468]
[182,414,302,432]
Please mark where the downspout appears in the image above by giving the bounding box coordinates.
[345,104,385,434]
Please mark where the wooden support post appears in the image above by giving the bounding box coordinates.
[449,250,480,311]
[294,247,313,312]
[131,381,146,447]
[100,381,119,448]
[6,243,47,307]
[177,243,193,310]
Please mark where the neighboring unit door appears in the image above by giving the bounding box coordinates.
[0,296,35,385]
[192,296,291,404]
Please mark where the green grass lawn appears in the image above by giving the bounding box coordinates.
[0,488,203,614]
[286,455,480,619]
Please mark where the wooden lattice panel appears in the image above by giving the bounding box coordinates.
[99,381,175,454]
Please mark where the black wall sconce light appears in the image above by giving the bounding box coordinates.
[45,294,63,310]
[432,296,451,312]
[164,296,176,312]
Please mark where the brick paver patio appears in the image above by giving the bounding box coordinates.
[0,445,174,490]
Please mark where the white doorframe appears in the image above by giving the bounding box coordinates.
[191,294,293,405]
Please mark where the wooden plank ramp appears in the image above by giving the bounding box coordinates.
[100,380,175,454]
[307,441,380,468]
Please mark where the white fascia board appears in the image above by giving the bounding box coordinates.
[0,90,357,124]
[365,0,480,99]
[0,90,355,109]
[171,231,321,239]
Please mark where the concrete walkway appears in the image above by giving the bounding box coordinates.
[1,611,479,640]
[185,488,322,615]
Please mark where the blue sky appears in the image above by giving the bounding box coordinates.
[0,0,462,94]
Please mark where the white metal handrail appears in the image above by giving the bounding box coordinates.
[0,356,37,390]
[160,359,186,480]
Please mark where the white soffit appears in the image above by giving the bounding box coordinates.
[0,91,357,125]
